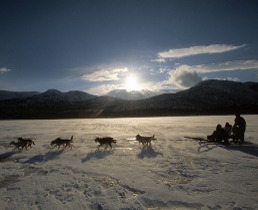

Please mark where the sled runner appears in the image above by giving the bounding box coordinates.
[184,136,211,142]
[184,136,249,146]
[184,136,231,145]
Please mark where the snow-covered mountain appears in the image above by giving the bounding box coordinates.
[0,80,258,119]
[30,89,96,103]
[0,89,97,102]
[0,89,97,119]
[95,80,258,116]
[0,90,40,101]
[117,80,258,115]
[106,89,159,100]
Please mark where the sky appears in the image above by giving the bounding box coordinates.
[0,0,258,95]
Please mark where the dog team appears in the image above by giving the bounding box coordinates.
[9,134,157,151]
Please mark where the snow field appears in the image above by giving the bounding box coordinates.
[0,115,258,210]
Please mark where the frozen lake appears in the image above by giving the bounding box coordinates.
[0,115,257,142]
[0,115,258,209]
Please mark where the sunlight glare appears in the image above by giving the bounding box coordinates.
[126,75,141,91]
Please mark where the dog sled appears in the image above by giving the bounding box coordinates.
[184,136,249,146]
[184,136,220,145]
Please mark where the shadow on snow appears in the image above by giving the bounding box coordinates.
[0,151,20,162]
[81,150,113,163]
[225,144,258,158]
[137,146,163,159]
[197,141,258,158]
[23,151,62,164]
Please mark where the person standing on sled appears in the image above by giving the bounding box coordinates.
[233,113,246,143]
[207,124,229,144]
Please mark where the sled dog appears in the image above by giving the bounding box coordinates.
[50,135,73,149]
[17,137,35,149]
[10,141,27,151]
[136,134,156,147]
[95,137,117,150]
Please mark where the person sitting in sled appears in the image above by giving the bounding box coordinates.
[207,124,229,144]
[223,122,233,138]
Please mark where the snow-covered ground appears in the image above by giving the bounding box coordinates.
[0,115,258,210]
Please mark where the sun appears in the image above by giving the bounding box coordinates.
[125,75,141,91]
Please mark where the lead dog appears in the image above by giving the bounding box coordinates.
[136,134,156,147]
[95,137,117,150]
[50,135,73,150]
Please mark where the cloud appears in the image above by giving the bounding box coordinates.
[158,44,246,59]
[191,59,258,73]
[0,67,11,73]
[166,65,202,88]
[217,77,240,82]
[163,59,258,90]
[86,84,119,95]
[82,67,128,82]
[151,58,166,63]
[203,76,240,82]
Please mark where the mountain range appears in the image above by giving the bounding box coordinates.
[0,90,40,101]
[0,80,258,119]
[106,89,159,100]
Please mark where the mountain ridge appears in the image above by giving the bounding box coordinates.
[0,88,158,101]
[0,80,258,119]
[0,90,41,101]
[105,89,159,100]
